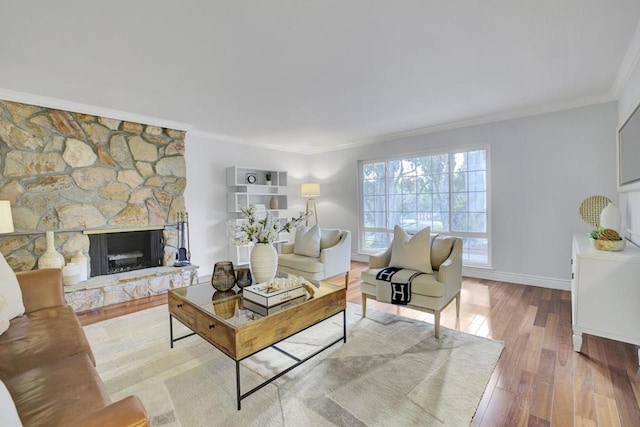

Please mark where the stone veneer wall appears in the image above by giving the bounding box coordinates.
[0,99,187,272]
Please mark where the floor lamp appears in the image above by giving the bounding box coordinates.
[301,183,320,226]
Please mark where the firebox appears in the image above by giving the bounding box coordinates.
[88,229,163,277]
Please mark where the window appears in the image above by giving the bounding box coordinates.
[359,148,489,266]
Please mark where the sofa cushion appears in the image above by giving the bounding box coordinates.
[320,229,341,250]
[361,268,445,298]
[278,253,324,274]
[431,236,456,270]
[0,295,9,336]
[389,226,433,273]
[294,225,321,257]
[5,353,109,427]
[0,379,22,427]
[0,253,25,320]
[0,305,94,378]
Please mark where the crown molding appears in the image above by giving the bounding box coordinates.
[612,20,640,99]
[1,87,615,156]
[332,94,615,151]
[0,88,192,131]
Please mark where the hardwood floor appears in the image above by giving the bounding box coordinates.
[78,262,640,426]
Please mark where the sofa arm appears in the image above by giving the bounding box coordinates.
[319,231,351,278]
[281,242,294,254]
[368,246,392,269]
[15,268,65,313]
[71,396,150,427]
[437,238,463,292]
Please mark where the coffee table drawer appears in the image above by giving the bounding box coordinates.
[169,294,197,329]
[196,313,236,358]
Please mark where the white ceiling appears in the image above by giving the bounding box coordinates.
[1,1,640,154]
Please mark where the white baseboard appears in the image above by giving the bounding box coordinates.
[462,267,571,291]
[351,254,570,291]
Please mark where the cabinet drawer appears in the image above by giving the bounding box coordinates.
[196,313,236,358]
[168,295,197,329]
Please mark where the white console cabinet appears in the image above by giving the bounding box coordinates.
[571,234,640,364]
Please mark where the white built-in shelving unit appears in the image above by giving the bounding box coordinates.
[226,166,289,266]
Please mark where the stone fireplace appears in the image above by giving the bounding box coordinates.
[0,99,198,311]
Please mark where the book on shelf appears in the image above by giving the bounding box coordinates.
[243,282,306,307]
[243,295,306,316]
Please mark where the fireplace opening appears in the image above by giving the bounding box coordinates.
[88,229,163,277]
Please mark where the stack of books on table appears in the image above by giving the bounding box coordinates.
[243,278,307,315]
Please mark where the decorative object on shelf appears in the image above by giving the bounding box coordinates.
[0,200,14,234]
[579,195,611,227]
[212,289,237,319]
[71,250,88,281]
[211,261,236,291]
[62,262,80,286]
[38,231,65,269]
[235,267,252,289]
[249,243,279,284]
[269,195,279,209]
[245,173,257,184]
[174,212,191,266]
[301,182,320,226]
[265,171,272,186]
[599,203,621,233]
[589,228,626,251]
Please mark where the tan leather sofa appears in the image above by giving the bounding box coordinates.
[0,268,149,427]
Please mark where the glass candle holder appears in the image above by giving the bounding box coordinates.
[235,267,252,289]
[211,261,236,291]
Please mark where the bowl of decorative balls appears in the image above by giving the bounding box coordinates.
[589,228,626,251]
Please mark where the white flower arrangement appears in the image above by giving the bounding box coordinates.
[228,205,307,245]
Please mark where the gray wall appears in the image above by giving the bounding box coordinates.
[297,102,618,289]
[184,137,308,278]
[185,102,618,289]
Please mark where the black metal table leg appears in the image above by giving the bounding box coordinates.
[169,315,174,348]
[236,361,241,410]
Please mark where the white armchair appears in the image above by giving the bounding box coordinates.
[360,235,462,338]
[278,229,351,288]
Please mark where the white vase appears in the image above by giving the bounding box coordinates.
[269,196,279,209]
[71,250,88,281]
[62,262,80,286]
[600,203,621,233]
[38,231,65,269]
[250,243,278,284]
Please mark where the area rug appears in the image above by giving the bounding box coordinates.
[83,303,503,426]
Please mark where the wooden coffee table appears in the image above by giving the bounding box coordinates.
[168,280,346,409]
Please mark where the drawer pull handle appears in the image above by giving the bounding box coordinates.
[209,324,215,329]
[177,304,183,308]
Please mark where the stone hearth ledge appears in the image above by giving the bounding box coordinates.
[64,265,198,312]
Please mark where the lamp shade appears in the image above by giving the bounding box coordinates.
[301,182,320,198]
[0,201,14,234]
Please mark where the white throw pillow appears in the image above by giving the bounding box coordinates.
[389,225,433,273]
[293,225,321,257]
[0,295,9,335]
[0,253,25,320]
[0,379,22,426]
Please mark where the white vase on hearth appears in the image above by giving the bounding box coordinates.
[250,243,278,284]
[38,231,65,269]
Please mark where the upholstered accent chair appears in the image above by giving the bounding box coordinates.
[278,228,351,288]
[360,232,463,338]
